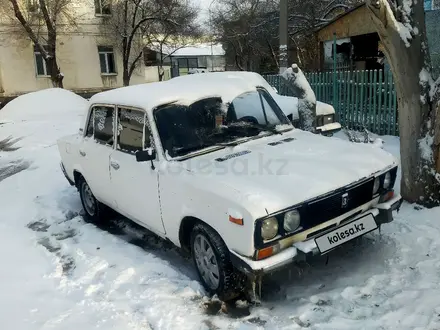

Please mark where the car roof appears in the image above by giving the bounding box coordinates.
[89,72,262,112]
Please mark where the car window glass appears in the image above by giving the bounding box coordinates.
[260,91,283,125]
[93,106,115,146]
[231,92,266,125]
[117,108,149,154]
[86,110,94,137]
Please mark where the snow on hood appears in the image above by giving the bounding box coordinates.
[0,88,87,123]
[175,130,396,215]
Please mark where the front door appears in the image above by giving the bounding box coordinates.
[109,106,165,235]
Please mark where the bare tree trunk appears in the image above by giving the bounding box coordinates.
[366,0,440,206]
[47,56,64,88]
[47,34,63,88]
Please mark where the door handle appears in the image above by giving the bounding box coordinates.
[110,161,120,170]
[79,150,86,157]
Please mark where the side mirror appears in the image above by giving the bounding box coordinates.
[272,86,278,93]
[136,149,156,162]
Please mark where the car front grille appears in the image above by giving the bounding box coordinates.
[300,178,374,231]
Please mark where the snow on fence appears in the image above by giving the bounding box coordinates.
[264,69,399,136]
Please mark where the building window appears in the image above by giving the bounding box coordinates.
[188,58,198,69]
[98,46,116,74]
[34,45,51,76]
[95,0,111,15]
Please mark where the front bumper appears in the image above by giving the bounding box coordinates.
[316,122,342,136]
[230,194,402,278]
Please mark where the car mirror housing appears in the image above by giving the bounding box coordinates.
[136,149,156,162]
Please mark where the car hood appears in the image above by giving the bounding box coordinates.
[273,94,335,119]
[177,130,397,215]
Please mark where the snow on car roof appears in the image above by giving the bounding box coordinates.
[173,71,274,90]
[89,73,261,112]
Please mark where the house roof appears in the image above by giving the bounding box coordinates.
[315,2,367,33]
[149,43,225,57]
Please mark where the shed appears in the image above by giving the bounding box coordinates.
[316,2,440,75]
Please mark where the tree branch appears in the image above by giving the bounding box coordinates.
[38,0,55,34]
[8,0,47,57]
[128,50,143,78]
[321,4,350,19]
[127,17,179,64]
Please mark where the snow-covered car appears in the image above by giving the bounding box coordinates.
[57,75,402,300]
[188,68,208,74]
[175,71,342,135]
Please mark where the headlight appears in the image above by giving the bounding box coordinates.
[383,172,391,189]
[261,217,279,240]
[373,177,380,195]
[324,114,334,124]
[284,210,301,233]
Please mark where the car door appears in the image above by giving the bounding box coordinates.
[79,105,116,208]
[109,106,165,235]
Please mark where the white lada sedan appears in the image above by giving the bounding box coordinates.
[57,74,402,300]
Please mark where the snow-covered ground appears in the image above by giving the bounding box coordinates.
[1,89,440,330]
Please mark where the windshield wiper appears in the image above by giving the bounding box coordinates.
[172,143,224,157]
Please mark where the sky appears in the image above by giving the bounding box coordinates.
[192,0,213,22]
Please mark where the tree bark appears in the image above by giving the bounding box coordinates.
[366,0,440,206]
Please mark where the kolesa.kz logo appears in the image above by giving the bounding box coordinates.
[327,223,366,244]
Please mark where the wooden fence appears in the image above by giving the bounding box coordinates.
[264,69,399,136]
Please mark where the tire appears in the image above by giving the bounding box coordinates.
[77,176,106,223]
[190,223,246,301]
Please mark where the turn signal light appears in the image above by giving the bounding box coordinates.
[256,246,274,260]
[382,190,395,203]
[229,215,244,226]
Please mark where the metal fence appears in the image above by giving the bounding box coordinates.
[264,69,399,136]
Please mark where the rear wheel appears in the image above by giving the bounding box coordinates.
[78,176,106,222]
[190,223,246,301]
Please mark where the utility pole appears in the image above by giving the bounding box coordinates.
[209,0,216,72]
[279,0,288,74]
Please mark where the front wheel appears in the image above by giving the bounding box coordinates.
[190,223,246,301]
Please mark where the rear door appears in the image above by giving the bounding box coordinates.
[109,106,165,235]
[79,105,116,208]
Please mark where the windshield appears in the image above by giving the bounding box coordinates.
[154,89,292,158]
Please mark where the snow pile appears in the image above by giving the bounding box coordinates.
[281,64,317,131]
[0,88,87,122]
[0,89,87,155]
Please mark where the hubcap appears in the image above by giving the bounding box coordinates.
[81,182,96,216]
[193,234,220,290]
